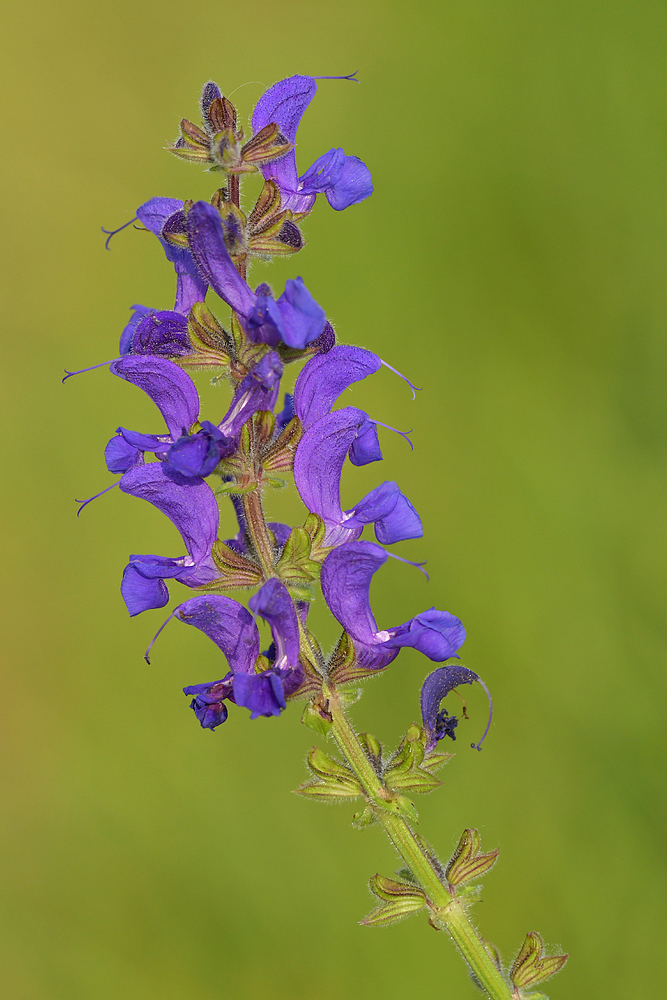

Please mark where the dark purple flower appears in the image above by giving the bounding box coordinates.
[252,76,373,214]
[186,202,326,349]
[320,541,466,661]
[420,665,493,751]
[122,309,192,358]
[118,464,219,615]
[294,406,421,545]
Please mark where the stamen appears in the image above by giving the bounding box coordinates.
[62,358,121,383]
[384,549,429,581]
[144,606,182,664]
[313,72,359,82]
[101,216,138,251]
[470,677,494,751]
[371,418,414,451]
[75,481,119,517]
[452,688,470,719]
[380,359,422,399]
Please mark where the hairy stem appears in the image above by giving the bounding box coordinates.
[325,686,513,1000]
[241,489,276,578]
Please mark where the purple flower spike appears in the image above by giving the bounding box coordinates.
[420,665,494,751]
[293,345,382,430]
[320,541,466,662]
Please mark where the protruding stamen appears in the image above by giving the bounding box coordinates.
[62,358,121,383]
[470,677,494,751]
[370,418,414,451]
[144,607,182,664]
[385,549,429,580]
[313,72,359,82]
[101,217,138,251]
[75,481,119,517]
[379,359,422,399]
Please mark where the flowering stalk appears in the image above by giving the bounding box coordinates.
[72,72,568,998]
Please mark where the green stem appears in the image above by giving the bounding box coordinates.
[325,686,513,1000]
[241,489,276,579]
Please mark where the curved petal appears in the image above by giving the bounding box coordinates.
[186,201,256,318]
[294,345,381,429]
[249,579,300,669]
[320,541,387,644]
[293,406,368,531]
[119,463,218,566]
[420,665,480,748]
[110,356,199,441]
[174,595,260,673]
[252,75,318,194]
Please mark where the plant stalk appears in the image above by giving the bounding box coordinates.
[325,685,513,1000]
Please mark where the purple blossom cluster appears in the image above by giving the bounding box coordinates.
[72,74,488,744]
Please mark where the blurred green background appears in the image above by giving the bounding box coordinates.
[2,1,666,997]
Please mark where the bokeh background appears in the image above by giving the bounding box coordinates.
[2,1,666,997]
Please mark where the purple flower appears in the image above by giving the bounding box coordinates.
[186,202,326,349]
[420,665,493,751]
[252,76,373,214]
[105,353,281,480]
[118,463,220,616]
[294,406,421,546]
[166,582,304,727]
[293,345,382,430]
[320,541,466,662]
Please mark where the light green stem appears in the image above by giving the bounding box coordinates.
[325,685,513,1000]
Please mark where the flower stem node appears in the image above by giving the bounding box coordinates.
[509,932,568,995]
[294,746,362,800]
[445,829,499,888]
[383,724,451,794]
[360,874,427,927]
